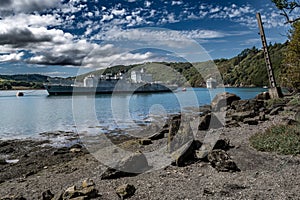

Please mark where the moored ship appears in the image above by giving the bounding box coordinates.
[44,69,177,95]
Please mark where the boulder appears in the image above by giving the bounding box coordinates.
[211,92,241,112]
[231,111,255,122]
[117,151,150,173]
[0,159,7,165]
[213,139,232,151]
[259,112,266,121]
[168,117,194,152]
[167,115,181,151]
[138,138,152,145]
[60,179,99,200]
[196,139,232,160]
[207,150,240,172]
[101,151,151,179]
[147,131,165,140]
[198,113,224,130]
[269,106,283,115]
[243,118,259,125]
[171,140,196,166]
[231,99,264,112]
[42,190,54,200]
[115,184,136,199]
[198,113,211,130]
[255,92,270,100]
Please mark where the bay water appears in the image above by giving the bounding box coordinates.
[0,87,267,140]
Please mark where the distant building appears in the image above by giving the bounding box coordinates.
[206,77,217,89]
[131,68,153,83]
[84,75,97,87]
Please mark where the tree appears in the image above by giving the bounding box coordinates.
[272,0,300,23]
[282,22,300,91]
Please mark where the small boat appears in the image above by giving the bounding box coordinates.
[182,87,187,92]
[263,86,268,89]
[16,91,24,97]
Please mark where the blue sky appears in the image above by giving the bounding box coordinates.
[0,0,295,77]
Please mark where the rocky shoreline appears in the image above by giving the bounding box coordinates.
[0,92,299,200]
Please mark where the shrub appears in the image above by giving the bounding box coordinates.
[250,124,300,155]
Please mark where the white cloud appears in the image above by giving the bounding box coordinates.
[112,8,126,16]
[0,52,24,62]
[144,1,152,8]
[101,14,114,22]
[172,1,183,6]
[0,13,61,28]
[0,0,61,14]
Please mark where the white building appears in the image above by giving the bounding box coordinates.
[206,77,217,89]
[84,75,97,87]
[131,68,152,83]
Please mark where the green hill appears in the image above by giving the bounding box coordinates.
[79,42,288,88]
[0,42,289,89]
[216,42,288,87]
[0,74,50,90]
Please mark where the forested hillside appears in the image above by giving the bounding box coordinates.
[0,42,289,89]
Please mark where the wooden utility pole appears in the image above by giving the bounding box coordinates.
[256,13,283,98]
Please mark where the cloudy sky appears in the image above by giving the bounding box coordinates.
[0,0,294,77]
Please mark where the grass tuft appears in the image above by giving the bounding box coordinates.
[250,124,300,155]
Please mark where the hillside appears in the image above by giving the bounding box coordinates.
[0,74,49,90]
[216,42,288,87]
[78,42,288,88]
[0,42,289,89]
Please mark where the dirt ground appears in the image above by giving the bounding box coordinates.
[0,107,299,200]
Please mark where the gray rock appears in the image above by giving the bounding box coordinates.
[138,138,152,145]
[116,184,136,199]
[213,139,232,150]
[198,113,224,130]
[101,151,151,179]
[207,150,240,172]
[259,112,266,121]
[118,151,150,173]
[167,115,181,151]
[231,99,264,112]
[243,118,259,125]
[61,179,99,200]
[198,114,211,130]
[270,106,283,115]
[171,140,196,166]
[42,190,54,200]
[196,139,232,160]
[211,92,241,112]
[231,111,255,122]
[0,159,7,165]
[256,92,270,100]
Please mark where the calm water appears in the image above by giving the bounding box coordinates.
[0,88,267,139]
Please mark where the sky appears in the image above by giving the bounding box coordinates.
[0,0,295,77]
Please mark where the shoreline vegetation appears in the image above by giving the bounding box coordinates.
[0,92,299,199]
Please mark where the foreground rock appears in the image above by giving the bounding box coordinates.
[207,150,240,172]
[101,151,151,179]
[115,184,136,199]
[211,92,241,112]
[52,179,100,200]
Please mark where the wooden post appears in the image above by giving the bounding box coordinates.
[256,13,283,98]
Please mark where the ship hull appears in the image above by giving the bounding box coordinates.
[44,83,175,95]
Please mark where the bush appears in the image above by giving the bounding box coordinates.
[250,124,300,155]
